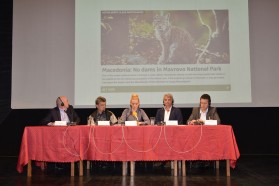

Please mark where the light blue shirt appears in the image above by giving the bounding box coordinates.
[59,108,70,123]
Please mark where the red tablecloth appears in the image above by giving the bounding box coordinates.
[17,125,240,173]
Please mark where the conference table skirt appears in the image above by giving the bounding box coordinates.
[17,125,240,173]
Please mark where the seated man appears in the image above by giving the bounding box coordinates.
[41,96,80,125]
[155,93,183,168]
[187,94,221,168]
[120,93,150,124]
[41,96,80,173]
[155,93,183,124]
[187,94,221,125]
[88,96,117,125]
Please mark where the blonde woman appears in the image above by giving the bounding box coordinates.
[120,94,150,124]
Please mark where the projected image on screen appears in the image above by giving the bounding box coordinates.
[101,10,229,65]
[74,0,251,107]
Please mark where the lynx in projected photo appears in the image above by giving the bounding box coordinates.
[153,13,196,64]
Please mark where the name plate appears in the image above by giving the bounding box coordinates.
[98,121,110,126]
[54,121,67,126]
[166,120,178,126]
[204,120,217,125]
[125,121,137,126]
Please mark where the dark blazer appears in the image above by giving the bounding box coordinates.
[155,107,183,124]
[41,105,80,125]
[187,107,221,124]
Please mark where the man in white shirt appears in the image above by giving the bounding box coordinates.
[187,94,221,125]
[155,93,183,124]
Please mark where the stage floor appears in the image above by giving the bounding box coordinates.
[1,155,278,186]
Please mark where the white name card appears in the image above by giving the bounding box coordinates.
[54,121,67,126]
[166,120,178,126]
[204,120,217,125]
[98,121,110,126]
[125,121,137,126]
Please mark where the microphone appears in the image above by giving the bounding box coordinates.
[132,111,138,121]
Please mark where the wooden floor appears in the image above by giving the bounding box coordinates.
[1,155,278,186]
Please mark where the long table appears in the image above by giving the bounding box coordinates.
[17,125,240,176]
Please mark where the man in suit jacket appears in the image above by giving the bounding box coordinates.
[155,93,183,124]
[41,96,80,125]
[187,94,221,125]
[41,96,81,172]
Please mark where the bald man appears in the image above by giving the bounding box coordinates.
[41,96,80,125]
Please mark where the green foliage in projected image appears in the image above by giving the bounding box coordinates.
[129,18,154,38]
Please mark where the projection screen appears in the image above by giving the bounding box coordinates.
[12,0,279,108]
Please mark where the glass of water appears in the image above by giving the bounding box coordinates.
[150,117,155,125]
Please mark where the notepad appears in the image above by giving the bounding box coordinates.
[54,121,67,126]
[165,120,178,126]
[125,121,137,126]
[204,120,217,125]
[98,121,110,126]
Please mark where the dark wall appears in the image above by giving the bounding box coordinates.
[1,107,278,156]
[0,0,12,124]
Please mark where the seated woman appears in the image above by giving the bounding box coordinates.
[120,93,150,125]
